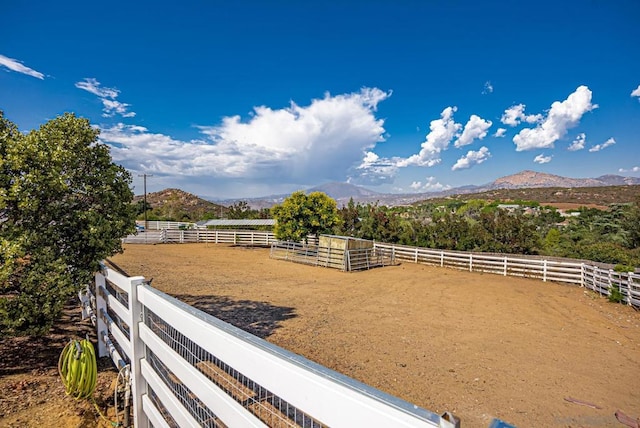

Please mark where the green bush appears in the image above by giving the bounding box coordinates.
[608,284,624,304]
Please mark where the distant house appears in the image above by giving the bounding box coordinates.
[558,210,581,218]
[497,204,520,212]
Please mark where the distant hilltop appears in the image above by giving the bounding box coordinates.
[138,171,640,212]
[491,170,639,189]
[215,170,640,208]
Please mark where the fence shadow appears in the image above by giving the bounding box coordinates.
[0,299,106,377]
[173,294,297,339]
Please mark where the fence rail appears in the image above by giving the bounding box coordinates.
[121,230,640,308]
[81,264,453,427]
[137,220,196,230]
[373,242,639,309]
[123,229,640,309]
[124,229,277,246]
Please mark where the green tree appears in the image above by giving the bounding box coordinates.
[622,198,640,249]
[0,112,136,336]
[478,210,539,254]
[338,198,361,236]
[271,191,341,243]
[228,201,255,219]
[135,199,152,216]
[357,203,403,242]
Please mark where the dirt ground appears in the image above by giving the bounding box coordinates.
[1,243,639,427]
[0,301,122,427]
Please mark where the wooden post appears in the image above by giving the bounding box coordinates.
[543,260,547,282]
[469,254,473,272]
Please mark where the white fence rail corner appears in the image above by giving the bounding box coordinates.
[82,263,456,428]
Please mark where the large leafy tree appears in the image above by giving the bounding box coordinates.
[0,112,136,336]
[271,191,341,243]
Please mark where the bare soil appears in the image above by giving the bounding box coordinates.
[2,243,639,427]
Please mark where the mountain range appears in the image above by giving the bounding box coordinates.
[216,170,640,208]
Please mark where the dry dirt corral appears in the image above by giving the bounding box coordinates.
[2,243,639,428]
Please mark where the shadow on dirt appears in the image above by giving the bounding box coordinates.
[0,299,99,377]
[174,294,297,339]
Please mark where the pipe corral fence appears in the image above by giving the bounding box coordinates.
[270,235,396,271]
[79,264,461,428]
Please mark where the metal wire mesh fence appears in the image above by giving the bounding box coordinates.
[145,309,326,428]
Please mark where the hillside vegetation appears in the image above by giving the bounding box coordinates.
[134,188,270,221]
[134,188,227,221]
[421,184,640,208]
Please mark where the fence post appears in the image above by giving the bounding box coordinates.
[504,257,507,276]
[543,260,547,282]
[94,271,108,358]
[440,251,444,267]
[414,248,418,263]
[580,263,585,287]
[629,273,634,307]
[127,276,148,428]
[469,254,473,272]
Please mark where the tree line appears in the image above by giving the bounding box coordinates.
[268,193,640,269]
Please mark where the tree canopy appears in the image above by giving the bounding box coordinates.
[0,112,136,336]
[333,198,639,266]
[271,191,341,243]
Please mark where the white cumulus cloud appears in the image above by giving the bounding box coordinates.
[75,77,136,118]
[588,137,616,152]
[451,146,491,171]
[568,133,586,151]
[619,166,640,173]
[410,176,451,192]
[397,106,461,167]
[500,104,542,127]
[454,115,492,148]
[0,54,44,79]
[101,88,391,188]
[354,151,400,185]
[512,86,597,151]
[534,154,552,164]
[493,128,506,138]
[631,84,640,100]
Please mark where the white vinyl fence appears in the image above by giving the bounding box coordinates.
[373,242,640,309]
[79,264,457,428]
[137,220,196,230]
[124,229,277,246]
[121,230,640,309]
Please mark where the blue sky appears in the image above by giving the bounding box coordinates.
[2,0,639,199]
